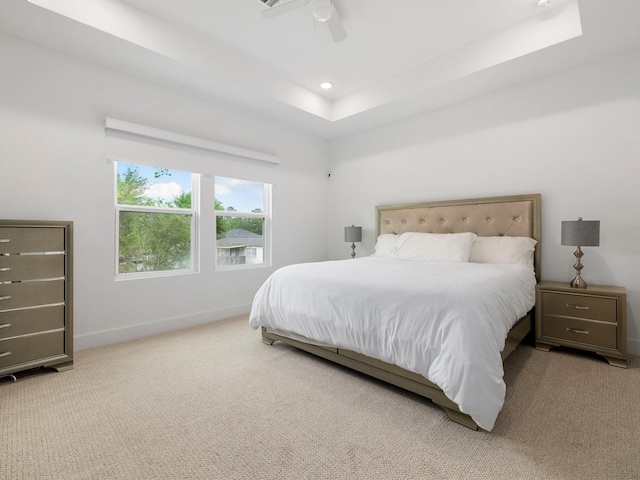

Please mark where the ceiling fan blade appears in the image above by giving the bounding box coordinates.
[261,0,309,19]
[325,7,347,42]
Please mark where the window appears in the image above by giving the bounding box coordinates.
[116,162,197,277]
[215,177,270,268]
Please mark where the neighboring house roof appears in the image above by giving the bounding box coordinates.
[217,229,263,248]
[224,228,261,238]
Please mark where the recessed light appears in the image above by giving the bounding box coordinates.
[536,0,550,6]
[320,81,333,90]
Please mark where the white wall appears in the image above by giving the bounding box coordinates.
[3,30,639,357]
[0,33,330,349]
[328,49,640,355]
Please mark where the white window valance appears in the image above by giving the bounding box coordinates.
[105,118,279,183]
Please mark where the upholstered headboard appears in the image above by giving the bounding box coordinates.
[376,194,541,281]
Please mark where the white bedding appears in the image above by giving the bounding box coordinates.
[249,256,536,431]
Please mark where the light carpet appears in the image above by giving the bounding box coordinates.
[1,315,639,479]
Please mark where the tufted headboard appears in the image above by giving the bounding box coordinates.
[376,193,541,281]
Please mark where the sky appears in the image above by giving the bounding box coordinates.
[117,162,264,212]
[214,176,264,213]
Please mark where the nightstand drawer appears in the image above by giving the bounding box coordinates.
[0,330,65,369]
[542,292,616,323]
[0,305,65,339]
[541,315,617,349]
[0,254,65,282]
[0,227,64,254]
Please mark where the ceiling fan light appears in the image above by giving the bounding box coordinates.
[312,0,333,22]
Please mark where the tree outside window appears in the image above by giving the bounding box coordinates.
[116,162,196,276]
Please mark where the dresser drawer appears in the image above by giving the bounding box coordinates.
[541,314,617,349]
[0,227,64,254]
[542,292,617,323]
[0,254,64,282]
[0,280,65,311]
[0,330,65,369]
[0,305,65,339]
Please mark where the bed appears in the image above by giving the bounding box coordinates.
[249,193,541,431]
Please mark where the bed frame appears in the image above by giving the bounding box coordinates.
[262,193,541,430]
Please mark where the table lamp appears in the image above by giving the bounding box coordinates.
[561,217,600,288]
[344,225,362,259]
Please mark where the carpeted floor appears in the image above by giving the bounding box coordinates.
[1,315,639,479]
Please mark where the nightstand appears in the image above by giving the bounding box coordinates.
[535,281,627,368]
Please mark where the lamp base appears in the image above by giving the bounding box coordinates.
[350,242,356,259]
[569,246,587,288]
[570,274,587,289]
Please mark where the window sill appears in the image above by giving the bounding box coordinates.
[115,268,198,281]
[215,263,272,272]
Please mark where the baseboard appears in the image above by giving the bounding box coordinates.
[628,337,640,357]
[74,304,252,350]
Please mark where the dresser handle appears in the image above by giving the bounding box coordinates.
[566,327,589,335]
[0,351,11,358]
[0,323,11,329]
[0,239,10,243]
[566,303,589,310]
[0,267,11,272]
[0,295,11,301]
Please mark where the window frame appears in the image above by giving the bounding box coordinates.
[114,162,200,280]
[215,181,272,271]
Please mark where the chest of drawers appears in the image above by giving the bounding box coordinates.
[535,281,626,368]
[0,220,73,376]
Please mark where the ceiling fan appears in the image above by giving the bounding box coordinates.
[257,0,347,42]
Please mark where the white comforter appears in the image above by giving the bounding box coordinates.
[249,257,536,431]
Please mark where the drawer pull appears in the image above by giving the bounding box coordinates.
[0,351,11,358]
[566,327,589,335]
[0,295,11,301]
[566,303,589,310]
[0,239,10,243]
[0,267,10,272]
[0,323,11,329]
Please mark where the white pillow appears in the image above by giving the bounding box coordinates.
[371,234,399,257]
[392,232,477,262]
[469,236,537,266]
